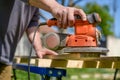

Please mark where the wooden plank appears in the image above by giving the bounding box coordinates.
[14,57,36,65]
[98,61,113,68]
[36,59,120,69]
[14,53,120,69]
[113,61,120,69]
[14,56,120,69]
[43,53,102,59]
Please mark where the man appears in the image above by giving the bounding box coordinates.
[0,0,86,80]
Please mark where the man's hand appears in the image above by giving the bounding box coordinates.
[27,27,58,59]
[35,48,58,58]
[29,0,86,28]
[51,7,87,28]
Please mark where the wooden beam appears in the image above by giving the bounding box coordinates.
[14,55,120,69]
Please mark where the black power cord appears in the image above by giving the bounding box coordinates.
[12,27,38,80]
[113,69,119,80]
[13,68,17,80]
[27,27,38,80]
[27,22,47,80]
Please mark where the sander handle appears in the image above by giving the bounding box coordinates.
[47,18,57,27]
[47,13,101,27]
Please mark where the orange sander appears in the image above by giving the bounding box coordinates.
[42,13,109,56]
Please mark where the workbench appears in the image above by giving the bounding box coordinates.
[13,53,120,80]
[15,53,120,69]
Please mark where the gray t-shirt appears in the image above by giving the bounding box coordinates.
[0,0,39,65]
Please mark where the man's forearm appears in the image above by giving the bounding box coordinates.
[28,0,86,30]
[29,0,62,13]
[26,27,58,58]
[26,27,43,52]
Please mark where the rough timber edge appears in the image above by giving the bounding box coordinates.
[14,55,120,69]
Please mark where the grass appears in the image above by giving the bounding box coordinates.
[12,70,40,80]
[12,68,117,80]
[63,68,115,80]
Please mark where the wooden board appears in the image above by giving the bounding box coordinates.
[14,53,120,69]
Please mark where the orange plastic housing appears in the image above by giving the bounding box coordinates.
[66,35,97,47]
[47,19,97,47]
[66,20,97,47]
[47,19,57,27]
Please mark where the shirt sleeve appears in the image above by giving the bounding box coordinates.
[28,8,40,28]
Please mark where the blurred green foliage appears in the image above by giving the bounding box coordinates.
[81,2,114,36]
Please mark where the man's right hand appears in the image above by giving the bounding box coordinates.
[51,6,87,28]
[29,0,86,28]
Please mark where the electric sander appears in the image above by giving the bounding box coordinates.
[41,13,109,57]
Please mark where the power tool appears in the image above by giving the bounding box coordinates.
[41,13,109,57]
